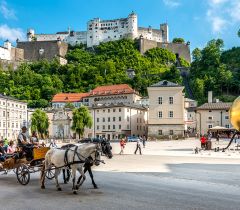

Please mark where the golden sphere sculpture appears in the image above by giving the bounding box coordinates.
[230,96,240,131]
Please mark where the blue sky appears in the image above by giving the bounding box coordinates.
[0,0,239,52]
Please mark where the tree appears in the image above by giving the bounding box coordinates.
[64,102,75,109]
[71,106,93,139]
[238,29,240,38]
[172,38,185,44]
[31,109,49,139]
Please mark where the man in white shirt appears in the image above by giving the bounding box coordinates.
[134,138,142,155]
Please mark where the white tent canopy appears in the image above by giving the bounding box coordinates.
[209,126,230,131]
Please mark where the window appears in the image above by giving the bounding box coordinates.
[158,130,163,135]
[169,97,173,104]
[3,122,5,128]
[103,125,105,130]
[225,124,230,128]
[127,125,130,129]
[3,111,5,117]
[137,126,139,130]
[108,125,110,130]
[169,130,174,135]
[140,126,142,130]
[127,109,129,112]
[169,111,173,118]
[108,117,110,122]
[113,109,116,112]
[8,122,10,128]
[113,125,115,129]
[119,125,121,129]
[208,116,213,120]
[16,123,18,128]
[12,123,14,128]
[225,116,229,120]
[113,117,116,122]
[137,118,138,123]
[103,118,105,122]
[7,112,9,117]
[127,116,130,122]
[158,97,162,104]
[158,111,163,118]
[119,108,122,112]
[208,124,213,129]
[108,109,110,113]
[119,117,121,121]
[103,110,106,113]
[97,118,99,122]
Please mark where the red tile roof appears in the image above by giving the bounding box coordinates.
[90,84,136,96]
[52,93,90,103]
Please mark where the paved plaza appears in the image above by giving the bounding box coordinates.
[1,140,240,210]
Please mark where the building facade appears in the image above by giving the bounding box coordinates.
[91,103,147,140]
[0,94,28,140]
[52,93,90,109]
[26,12,169,48]
[50,84,147,140]
[147,80,185,138]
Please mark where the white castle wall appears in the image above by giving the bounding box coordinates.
[27,13,169,47]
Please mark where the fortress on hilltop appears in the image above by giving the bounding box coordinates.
[25,12,191,62]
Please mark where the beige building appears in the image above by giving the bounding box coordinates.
[184,98,197,132]
[196,102,232,135]
[147,80,185,138]
[0,94,28,140]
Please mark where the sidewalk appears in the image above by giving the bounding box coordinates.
[111,139,240,159]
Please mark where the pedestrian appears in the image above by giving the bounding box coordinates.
[142,135,147,148]
[119,138,126,155]
[49,139,57,148]
[200,135,207,149]
[216,132,220,144]
[0,140,6,162]
[134,138,142,155]
[7,140,15,154]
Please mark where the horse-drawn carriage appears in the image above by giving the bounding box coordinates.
[0,146,54,185]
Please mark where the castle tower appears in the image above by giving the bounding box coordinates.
[27,29,35,41]
[160,23,169,43]
[87,18,100,47]
[4,40,11,50]
[128,12,138,39]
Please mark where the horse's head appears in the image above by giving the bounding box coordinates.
[89,144,101,166]
[100,140,113,159]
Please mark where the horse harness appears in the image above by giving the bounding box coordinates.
[63,146,101,169]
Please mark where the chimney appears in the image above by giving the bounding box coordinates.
[208,91,213,103]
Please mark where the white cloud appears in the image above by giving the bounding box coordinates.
[0,0,16,19]
[163,0,180,8]
[206,0,240,34]
[0,24,24,42]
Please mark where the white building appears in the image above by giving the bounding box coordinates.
[27,12,169,48]
[196,92,232,135]
[147,80,185,139]
[184,98,197,133]
[0,94,28,140]
[91,103,147,140]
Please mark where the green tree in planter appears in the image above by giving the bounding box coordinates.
[71,106,93,139]
[31,109,49,139]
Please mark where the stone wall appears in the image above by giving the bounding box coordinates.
[139,38,191,63]
[17,40,68,63]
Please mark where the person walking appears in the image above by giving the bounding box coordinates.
[119,138,126,155]
[134,138,142,155]
[142,135,147,148]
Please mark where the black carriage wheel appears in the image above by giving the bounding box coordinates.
[46,168,55,180]
[16,164,30,185]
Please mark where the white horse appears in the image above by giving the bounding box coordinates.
[40,143,101,194]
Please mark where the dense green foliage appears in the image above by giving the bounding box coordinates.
[172,38,185,44]
[0,39,183,107]
[31,109,49,138]
[190,39,240,104]
[71,106,93,138]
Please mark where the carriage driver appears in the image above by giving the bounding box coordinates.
[17,126,30,147]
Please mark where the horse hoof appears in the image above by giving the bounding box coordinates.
[73,191,77,195]
[41,186,45,189]
[57,187,62,191]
